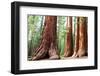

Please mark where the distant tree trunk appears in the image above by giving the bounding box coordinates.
[72,17,79,57]
[64,16,73,57]
[32,16,59,60]
[77,17,87,57]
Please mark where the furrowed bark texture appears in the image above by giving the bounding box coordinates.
[72,17,79,57]
[64,16,73,57]
[32,16,59,60]
[77,17,87,57]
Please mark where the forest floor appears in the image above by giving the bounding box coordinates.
[28,56,88,61]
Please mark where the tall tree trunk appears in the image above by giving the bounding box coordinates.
[72,17,79,57]
[77,17,87,57]
[84,18,88,56]
[32,16,59,60]
[64,16,73,57]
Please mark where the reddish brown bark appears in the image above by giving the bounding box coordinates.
[64,16,73,57]
[77,17,87,57]
[72,17,79,57]
[84,18,88,56]
[32,16,59,60]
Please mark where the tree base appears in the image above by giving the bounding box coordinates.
[72,49,87,58]
[64,50,73,57]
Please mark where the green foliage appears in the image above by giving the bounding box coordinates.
[28,16,78,58]
[28,16,67,58]
[28,15,44,57]
[57,16,67,56]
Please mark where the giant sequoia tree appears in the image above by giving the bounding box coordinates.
[64,16,73,57]
[32,16,60,60]
[72,17,79,57]
[77,17,87,57]
[64,17,87,58]
[28,16,88,60]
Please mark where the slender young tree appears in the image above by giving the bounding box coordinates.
[32,16,59,60]
[64,16,73,57]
